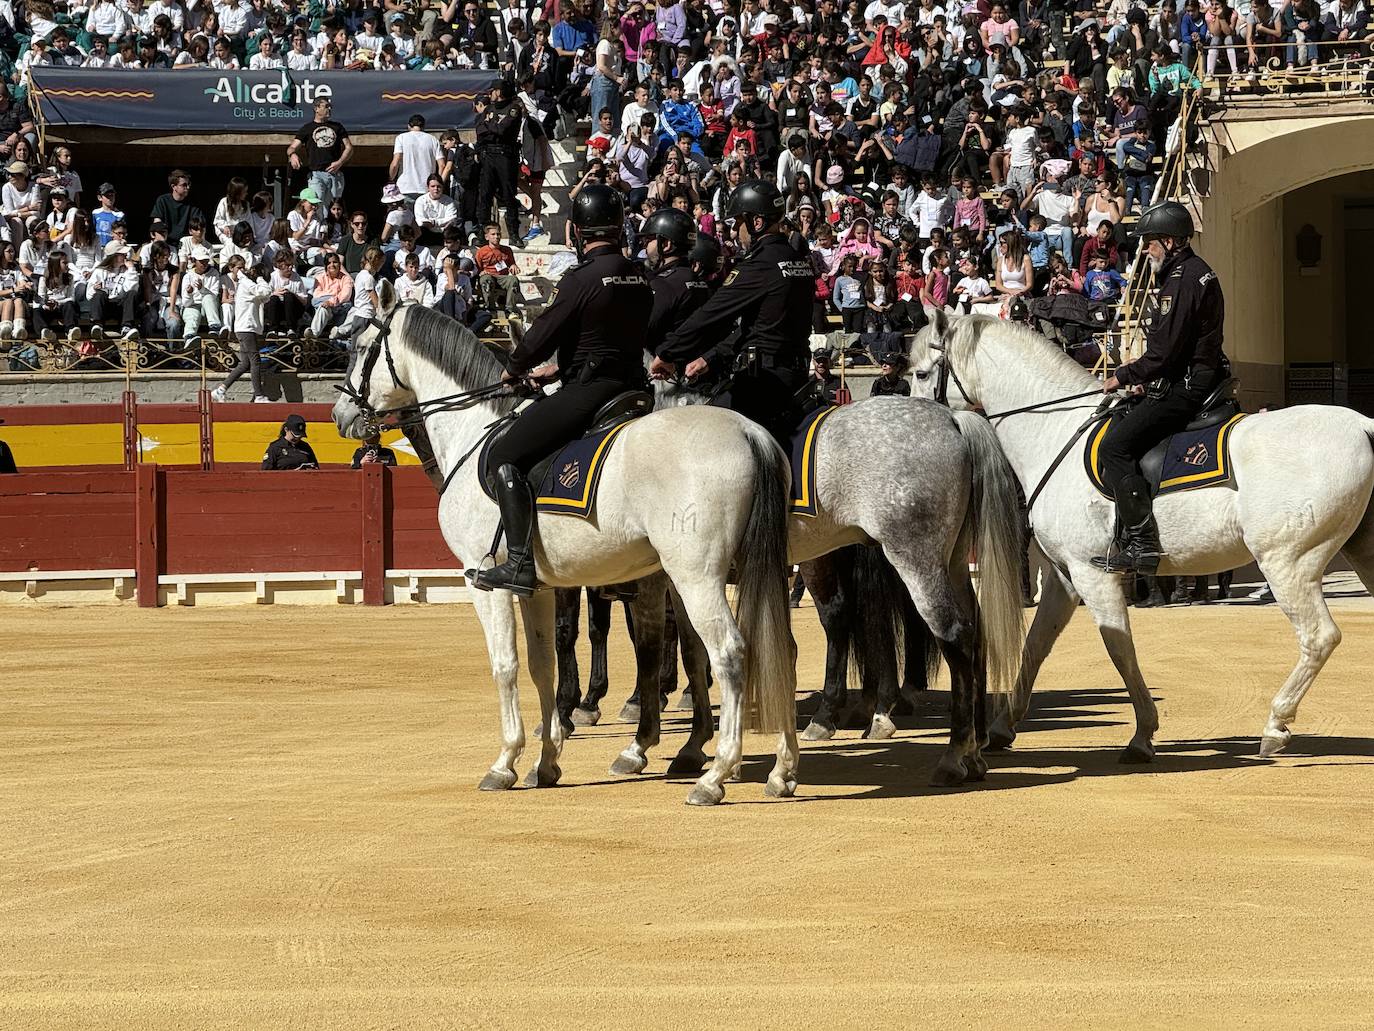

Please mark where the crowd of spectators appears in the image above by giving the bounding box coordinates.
[0,0,1365,377]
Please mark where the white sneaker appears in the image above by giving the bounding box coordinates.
[40,328,56,343]
[0,323,11,341]
[211,385,227,402]
[120,326,139,341]
[67,327,82,343]
[1247,585,1273,602]
[251,394,272,403]
[12,324,25,341]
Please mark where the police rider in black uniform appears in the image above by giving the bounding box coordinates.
[1093,200,1227,574]
[471,185,655,596]
[869,352,912,397]
[648,180,815,442]
[641,207,711,355]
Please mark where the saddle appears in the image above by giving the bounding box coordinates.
[480,390,654,518]
[1086,377,1246,498]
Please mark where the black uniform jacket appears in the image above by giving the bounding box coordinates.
[262,437,319,471]
[509,248,654,378]
[1116,246,1225,387]
[657,232,814,372]
[645,262,712,356]
[869,374,912,397]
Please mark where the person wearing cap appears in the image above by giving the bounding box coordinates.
[87,243,141,342]
[1093,202,1227,574]
[262,415,319,471]
[90,182,124,248]
[350,431,397,469]
[1,159,39,246]
[287,97,353,210]
[176,245,224,345]
[470,185,653,596]
[289,187,328,266]
[149,169,204,244]
[869,352,912,397]
[650,179,815,444]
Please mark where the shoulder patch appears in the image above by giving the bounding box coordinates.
[724,269,740,286]
[546,286,558,305]
[1199,271,1216,286]
[1159,296,1173,315]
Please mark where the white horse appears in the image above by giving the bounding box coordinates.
[335,289,799,806]
[911,311,1374,760]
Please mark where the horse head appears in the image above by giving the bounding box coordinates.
[332,278,414,440]
[909,309,982,411]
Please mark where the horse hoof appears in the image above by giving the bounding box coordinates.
[966,754,988,781]
[676,691,696,711]
[866,713,896,740]
[522,764,561,788]
[929,760,967,787]
[986,719,1016,752]
[801,720,835,742]
[618,702,641,724]
[1259,730,1290,758]
[666,753,707,777]
[1119,740,1155,764]
[478,769,518,791]
[686,782,725,806]
[570,706,601,727]
[609,753,648,776]
[764,775,797,798]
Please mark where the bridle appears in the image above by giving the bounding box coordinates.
[335,304,527,494]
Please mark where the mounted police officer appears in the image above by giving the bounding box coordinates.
[1093,200,1228,574]
[642,207,711,355]
[648,179,815,443]
[471,184,654,596]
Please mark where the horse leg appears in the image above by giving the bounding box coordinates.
[611,582,668,776]
[554,587,583,732]
[519,589,564,788]
[472,590,525,791]
[659,582,682,708]
[1253,549,1344,758]
[988,569,1079,751]
[885,548,978,786]
[1075,567,1159,763]
[667,577,746,806]
[578,588,611,724]
[800,554,852,741]
[667,583,715,777]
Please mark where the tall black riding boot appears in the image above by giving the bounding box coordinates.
[1092,474,1163,574]
[472,464,540,596]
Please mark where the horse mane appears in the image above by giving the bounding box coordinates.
[947,314,1098,395]
[398,302,518,413]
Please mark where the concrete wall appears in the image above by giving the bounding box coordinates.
[1198,112,1374,409]
[0,372,344,405]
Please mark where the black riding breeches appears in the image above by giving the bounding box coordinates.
[1098,372,1215,497]
[711,363,808,446]
[486,374,634,478]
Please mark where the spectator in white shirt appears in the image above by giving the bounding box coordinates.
[389,115,443,203]
[84,34,120,66]
[620,83,659,134]
[395,252,436,306]
[285,29,318,69]
[177,245,224,341]
[412,175,458,246]
[86,0,131,39]
[248,34,283,68]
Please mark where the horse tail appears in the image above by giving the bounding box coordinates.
[735,426,798,735]
[950,409,1026,695]
[850,544,941,691]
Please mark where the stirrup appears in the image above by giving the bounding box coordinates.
[466,561,540,597]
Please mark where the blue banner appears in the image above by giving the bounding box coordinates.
[30,67,498,133]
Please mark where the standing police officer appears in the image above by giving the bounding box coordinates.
[1093,201,1227,574]
[642,207,711,355]
[649,180,815,443]
[475,81,525,249]
[471,185,654,596]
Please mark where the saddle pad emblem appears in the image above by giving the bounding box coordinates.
[535,421,632,518]
[790,405,840,517]
[558,460,581,490]
[1181,442,1209,467]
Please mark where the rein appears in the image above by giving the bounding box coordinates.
[337,305,527,497]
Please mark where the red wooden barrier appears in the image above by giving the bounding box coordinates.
[0,465,456,605]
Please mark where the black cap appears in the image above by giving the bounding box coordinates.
[570,184,624,236]
[880,351,909,368]
[284,414,307,436]
[149,218,168,233]
[642,207,697,254]
[727,179,785,222]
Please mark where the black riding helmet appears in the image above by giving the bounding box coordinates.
[571,184,624,236]
[641,207,697,255]
[1134,200,1194,240]
[727,179,786,222]
[688,233,723,276]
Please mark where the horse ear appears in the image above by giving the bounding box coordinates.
[930,306,949,345]
[377,277,398,315]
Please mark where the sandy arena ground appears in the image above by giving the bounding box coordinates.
[3,595,1374,1030]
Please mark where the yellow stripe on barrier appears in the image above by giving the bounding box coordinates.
[3,423,125,467]
[137,423,201,465]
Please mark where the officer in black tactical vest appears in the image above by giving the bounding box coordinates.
[641,207,711,355]
[1093,200,1228,574]
[649,179,816,443]
[472,185,654,596]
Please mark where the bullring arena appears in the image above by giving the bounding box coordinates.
[5,592,1374,1028]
